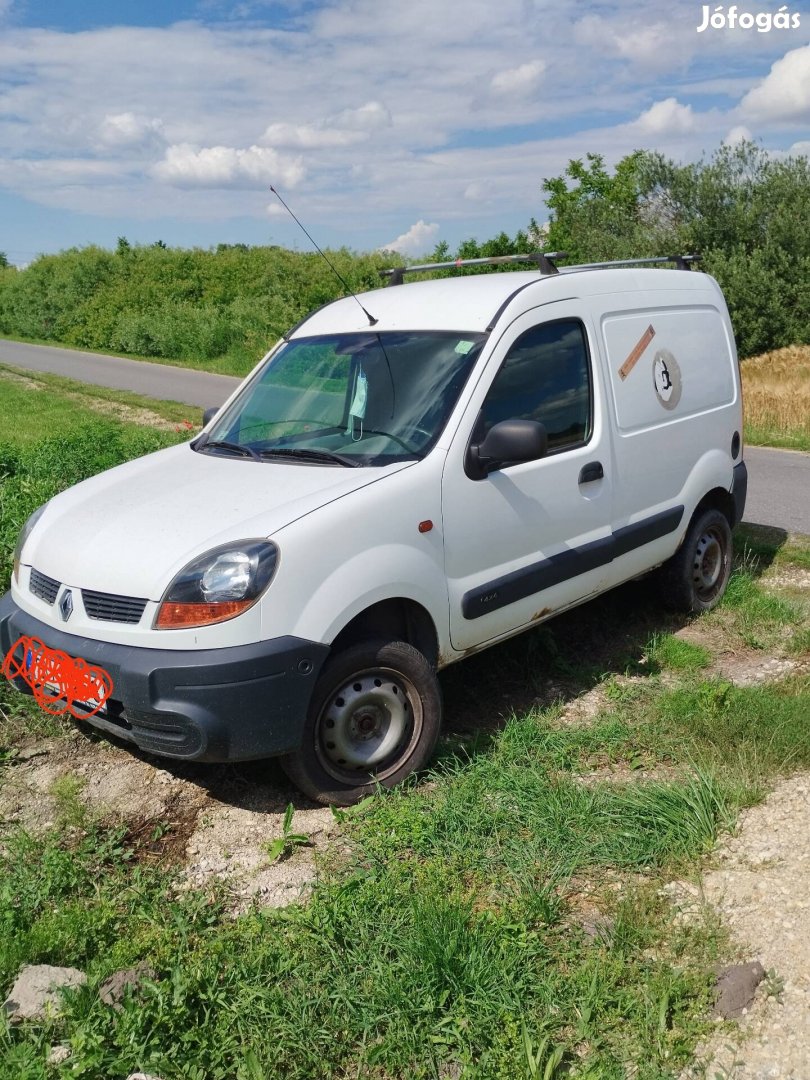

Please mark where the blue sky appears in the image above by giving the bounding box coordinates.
[1,0,808,264]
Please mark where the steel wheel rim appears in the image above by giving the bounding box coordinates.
[315,665,423,783]
[692,527,725,600]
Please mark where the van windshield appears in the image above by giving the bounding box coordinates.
[199,330,485,465]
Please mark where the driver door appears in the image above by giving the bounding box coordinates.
[442,303,613,651]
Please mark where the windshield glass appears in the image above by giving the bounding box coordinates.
[201,331,485,464]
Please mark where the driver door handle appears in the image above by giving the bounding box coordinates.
[578,461,604,484]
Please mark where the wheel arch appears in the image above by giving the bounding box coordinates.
[328,598,439,668]
[691,486,736,531]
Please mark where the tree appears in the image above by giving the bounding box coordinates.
[641,141,810,356]
[541,150,674,262]
[539,142,810,356]
[0,251,9,269]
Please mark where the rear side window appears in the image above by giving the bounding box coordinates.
[481,319,592,452]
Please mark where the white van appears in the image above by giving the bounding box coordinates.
[1,255,747,804]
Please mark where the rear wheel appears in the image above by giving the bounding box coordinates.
[659,508,732,613]
[280,639,442,806]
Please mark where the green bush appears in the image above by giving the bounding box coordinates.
[0,244,393,373]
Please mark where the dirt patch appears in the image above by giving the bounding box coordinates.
[761,566,810,592]
[115,791,204,867]
[0,730,339,912]
[181,798,338,913]
[0,369,43,391]
[557,684,612,727]
[64,394,180,431]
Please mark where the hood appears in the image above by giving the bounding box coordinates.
[24,442,410,599]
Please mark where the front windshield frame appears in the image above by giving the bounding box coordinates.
[197,329,487,466]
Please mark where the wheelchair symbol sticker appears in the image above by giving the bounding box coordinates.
[653,349,682,411]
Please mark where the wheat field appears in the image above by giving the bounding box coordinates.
[741,345,810,451]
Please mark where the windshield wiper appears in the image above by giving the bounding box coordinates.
[258,447,361,468]
[197,439,260,460]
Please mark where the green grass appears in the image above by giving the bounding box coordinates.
[5,675,809,1077]
[734,523,810,571]
[1,395,809,1077]
[744,423,810,452]
[0,365,199,443]
[645,634,711,674]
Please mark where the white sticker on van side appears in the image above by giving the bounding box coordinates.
[652,349,682,410]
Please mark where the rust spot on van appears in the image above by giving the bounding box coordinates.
[531,607,552,622]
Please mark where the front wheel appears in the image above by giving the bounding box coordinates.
[280,639,442,806]
[659,508,732,613]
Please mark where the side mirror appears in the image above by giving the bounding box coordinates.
[467,419,548,479]
[203,406,220,426]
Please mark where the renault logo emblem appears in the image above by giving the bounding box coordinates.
[59,589,74,622]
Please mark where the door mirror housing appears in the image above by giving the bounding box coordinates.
[203,406,220,426]
[467,419,548,479]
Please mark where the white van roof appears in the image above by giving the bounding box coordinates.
[290,266,719,338]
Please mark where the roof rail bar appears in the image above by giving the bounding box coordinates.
[381,251,568,286]
[564,254,701,272]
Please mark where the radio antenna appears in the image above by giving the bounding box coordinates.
[270,186,378,326]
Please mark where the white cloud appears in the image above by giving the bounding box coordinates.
[573,15,691,73]
[152,144,305,189]
[98,112,164,148]
[723,125,752,145]
[334,101,391,131]
[261,123,366,149]
[0,157,131,187]
[631,98,696,136]
[490,60,545,97]
[381,220,439,256]
[262,101,391,148]
[740,44,810,124]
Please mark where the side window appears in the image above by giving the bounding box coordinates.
[481,319,592,453]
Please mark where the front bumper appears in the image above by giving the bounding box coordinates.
[0,592,328,762]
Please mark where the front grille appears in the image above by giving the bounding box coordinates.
[82,589,148,624]
[30,568,61,605]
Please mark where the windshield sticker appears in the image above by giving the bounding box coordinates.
[653,349,682,410]
[455,340,475,355]
[618,324,656,381]
[2,635,114,719]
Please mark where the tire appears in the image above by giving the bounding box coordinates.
[659,507,732,614]
[280,639,442,806]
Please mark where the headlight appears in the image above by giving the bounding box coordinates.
[12,503,49,584]
[155,540,278,629]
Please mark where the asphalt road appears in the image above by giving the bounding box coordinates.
[1,337,808,535]
[0,337,241,410]
[743,446,810,536]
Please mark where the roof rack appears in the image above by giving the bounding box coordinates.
[381,251,568,286]
[565,254,701,272]
[380,251,700,286]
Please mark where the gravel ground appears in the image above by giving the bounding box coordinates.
[684,777,810,1079]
